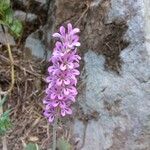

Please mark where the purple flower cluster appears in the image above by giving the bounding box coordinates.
[43,23,81,123]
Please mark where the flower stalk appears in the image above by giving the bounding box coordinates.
[43,23,81,148]
[52,110,58,150]
[43,23,81,123]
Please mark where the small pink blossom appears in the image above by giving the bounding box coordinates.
[43,23,81,123]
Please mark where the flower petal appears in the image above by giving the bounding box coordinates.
[68,62,74,69]
[67,23,72,33]
[51,101,59,107]
[60,64,67,71]
[45,76,52,83]
[56,78,63,86]
[45,88,50,94]
[48,115,54,122]
[45,104,51,110]
[58,93,64,100]
[48,83,52,89]
[70,96,76,102]
[60,26,66,36]
[60,101,66,108]
[75,42,81,47]
[61,109,66,116]
[43,111,50,117]
[71,76,77,85]
[74,62,79,68]
[65,107,72,115]
[71,28,80,34]
[52,33,61,38]
[51,93,56,99]
[55,41,63,51]
[63,88,69,95]
[43,98,49,104]
[73,69,80,75]
[64,78,70,85]
[69,86,77,95]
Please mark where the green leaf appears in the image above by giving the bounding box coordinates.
[0,0,23,38]
[0,95,8,107]
[9,19,22,38]
[0,19,6,25]
[4,9,13,25]
[24,143,39,150]
[0,0,10,12]
[57,138,71,150]
[1,109,12,117]
[0,109,12,135]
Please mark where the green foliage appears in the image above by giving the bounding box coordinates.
[0,0,10,12]
[0,95,8,107]
[24,143,39,150]
[0,96,12,135]
[9,19,23,37]
[0,0,22,38]
[0,109,12,135]
[57,138,71,150]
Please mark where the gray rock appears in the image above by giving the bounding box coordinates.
[25,29,51,60]
[0,32,16,46]
[17,0,29,7]
[73,0,150,149]
[14,10,37,22]
[15,0,47,8]
[73,119,85,149]
[0,26,15,46]
[35,0,47,5]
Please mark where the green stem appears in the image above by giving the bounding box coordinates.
[0,88,8,150]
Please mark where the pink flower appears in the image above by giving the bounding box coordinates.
[52,23,80,49]
[43,23,81,123]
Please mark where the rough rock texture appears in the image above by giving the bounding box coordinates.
[0,27,15,46]
[25,28,51,59]
[144,0,150,57]
[73,0,150,150]
[0,32,15,46]
[4,0,148,149]
[14,0,149,149]
[14,10,37,22]
[46,0,150,149]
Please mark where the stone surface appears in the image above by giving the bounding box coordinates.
[20,0,150,149]
[35,0,47,5]
[0,32,15,46]
[14,10,37,22]
[0,27,15,46]
[144,0,150,56]
[25,28,51,60]
[14,0,47,10]
[72,0,150,150]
